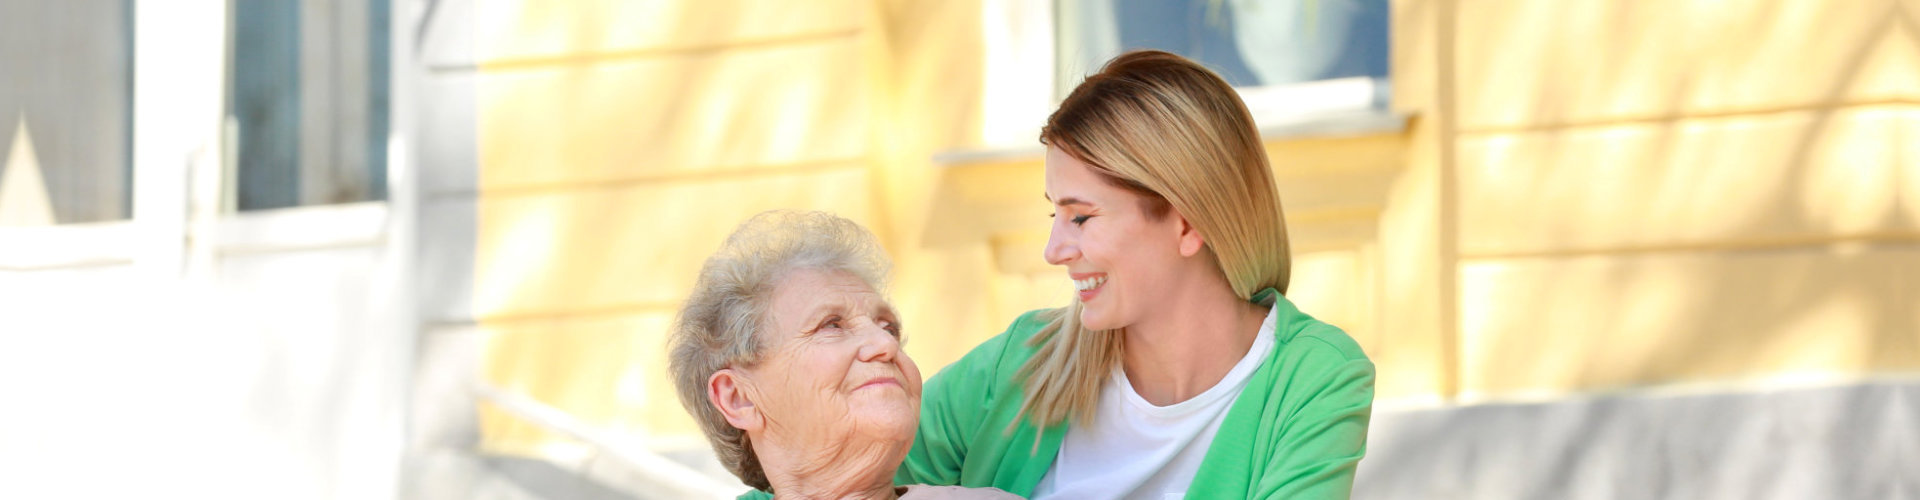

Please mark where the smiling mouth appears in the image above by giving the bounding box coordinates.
[1073,275,1107,291]
[856,377,901,391]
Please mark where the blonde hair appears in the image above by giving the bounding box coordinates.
[666,210,891,491]
[1019,50,1291,427]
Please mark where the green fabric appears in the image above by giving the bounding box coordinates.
[738,289,1374,500]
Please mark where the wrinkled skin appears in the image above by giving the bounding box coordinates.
[708,268,922,500]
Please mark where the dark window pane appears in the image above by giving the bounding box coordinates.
[366,0,390,203]
[230,0,389,211]
[232,0,303,211]
[1059,0,1389,91]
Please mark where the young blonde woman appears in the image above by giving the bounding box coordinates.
[895,51,1375,499]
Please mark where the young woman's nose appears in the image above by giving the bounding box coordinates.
[1043,225,1078,265]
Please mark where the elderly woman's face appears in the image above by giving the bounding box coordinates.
[741,268,922,448]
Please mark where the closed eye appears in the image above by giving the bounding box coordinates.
[1048,212,1093,225]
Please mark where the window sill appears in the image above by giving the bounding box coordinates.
[216,201,389,255]
[0,221,137,271]
[1243,76,1405,140]
[933,77,1407,169]
[0,201,391,271]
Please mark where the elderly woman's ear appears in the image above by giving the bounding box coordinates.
[707,368,764,433]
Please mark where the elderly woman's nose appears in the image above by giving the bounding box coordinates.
[854,322,901,363]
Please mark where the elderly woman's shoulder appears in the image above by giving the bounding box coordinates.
[899,484,1025,499]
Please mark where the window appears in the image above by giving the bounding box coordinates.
[0,0,133,225]
[1055,0,1390,129]
[228,0,391,211]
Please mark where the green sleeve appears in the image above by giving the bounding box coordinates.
[1254,346,1375,500]
[895,311,1039,486]
[893,350,980,486]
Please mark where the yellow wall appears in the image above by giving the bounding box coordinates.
[468,0,1920,459]
[468,0,1015,456]
[1422,0,1920,398]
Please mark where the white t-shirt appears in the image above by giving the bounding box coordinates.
[1031,306,1278,500]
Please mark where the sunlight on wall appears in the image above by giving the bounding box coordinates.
[460,0,1920,468]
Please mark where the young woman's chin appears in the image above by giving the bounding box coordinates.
[1079,306,1122,332]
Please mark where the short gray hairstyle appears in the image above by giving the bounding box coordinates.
[667,210,891,491]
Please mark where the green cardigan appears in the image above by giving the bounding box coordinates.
[740,290,1373,499]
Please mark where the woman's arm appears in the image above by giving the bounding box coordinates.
[896,328,1020,485]
[895,353,980,486]
[896,310,1044,487]
[1254,349,1375,499]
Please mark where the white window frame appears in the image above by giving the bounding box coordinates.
[958,0,1400,163]
[0,1,394,278]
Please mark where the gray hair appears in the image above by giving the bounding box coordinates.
[666,210,891,491]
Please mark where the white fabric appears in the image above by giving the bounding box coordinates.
[1031,306,1278,500]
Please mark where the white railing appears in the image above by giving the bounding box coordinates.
[472,383,742,500]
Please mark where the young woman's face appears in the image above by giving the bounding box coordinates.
[1042,147,1187,331]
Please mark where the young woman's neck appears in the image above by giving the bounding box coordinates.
[1120,267,1269,406]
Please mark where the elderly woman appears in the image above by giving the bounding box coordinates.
[669,210,1016,500]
